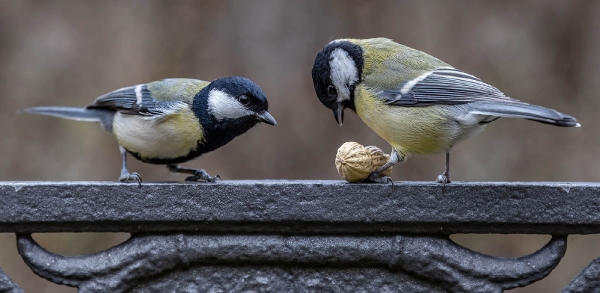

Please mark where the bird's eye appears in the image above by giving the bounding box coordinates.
[238,95,250,105]
[327,85,337,96]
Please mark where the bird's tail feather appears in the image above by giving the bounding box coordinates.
[22,107,114,131]
[471,102,580,127]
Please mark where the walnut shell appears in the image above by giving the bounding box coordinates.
[335,142,393,182]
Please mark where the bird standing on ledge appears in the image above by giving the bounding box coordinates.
[24,76,277,185]
[312,38,579,184]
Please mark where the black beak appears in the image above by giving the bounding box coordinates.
[333,104,344,127]
[256,111,277,126]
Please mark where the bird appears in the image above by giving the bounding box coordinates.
[311,38,579,184]
[24,76,277,185]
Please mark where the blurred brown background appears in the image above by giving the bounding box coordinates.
[0,0,598,292]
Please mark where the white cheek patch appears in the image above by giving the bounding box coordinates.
[207,89,253,121]
[329,48,358,102]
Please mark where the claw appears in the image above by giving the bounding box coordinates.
[119,171,142,188]
[436,174,451,185]
[363,174,394,184]
[386,176,395,192]
[357,149,399,190]
[436,173,451,193]
[167,165,220,183]
[360,174,395,192]
[184,169,220,183]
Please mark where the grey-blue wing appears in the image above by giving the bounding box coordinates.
[380,67,525,106]
[86,84,165,115]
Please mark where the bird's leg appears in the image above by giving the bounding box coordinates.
[167,165,221,182]
[117,146,142,187]
[365,149,401,184]
[436,152,452,184]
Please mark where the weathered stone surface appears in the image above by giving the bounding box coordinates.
[3,181,600,292]
[17,234,566,293]
[563,257,600,292]
[0,181,599,234]
[0,267,22,293]
[131,267,443,293]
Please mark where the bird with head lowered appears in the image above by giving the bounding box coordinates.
[24,76,277,185]
[312,38,579,184]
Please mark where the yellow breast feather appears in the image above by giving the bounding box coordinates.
[354,86,458,157]
[113,104,204,161]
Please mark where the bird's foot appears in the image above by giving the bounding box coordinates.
[185,169,221,182]
[118,170,142,187]
[362,172,394,185]
[362,174,395,192]
[435,173,451,184]
[364,176,394,184]
[167,165,220,182]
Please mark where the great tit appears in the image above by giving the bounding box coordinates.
[24,76,277,185]
[312,38,579,184]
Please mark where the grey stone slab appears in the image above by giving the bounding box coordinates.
[0,181,598,234]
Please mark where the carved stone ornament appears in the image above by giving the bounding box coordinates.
[0,267,22,293]
[13,233,565,293]
[2,181,600,292]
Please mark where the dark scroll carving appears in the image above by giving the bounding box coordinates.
[563,257,600,292]
[0,267,22,293]
[2,181,599,291]
[17,234,566,293]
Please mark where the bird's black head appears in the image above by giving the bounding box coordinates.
[312,40,364,126]
[192,76,276,154]
[195,76,276,126]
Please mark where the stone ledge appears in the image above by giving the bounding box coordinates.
[1,181,598,234]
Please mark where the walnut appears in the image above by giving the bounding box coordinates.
[335,142,393,182]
